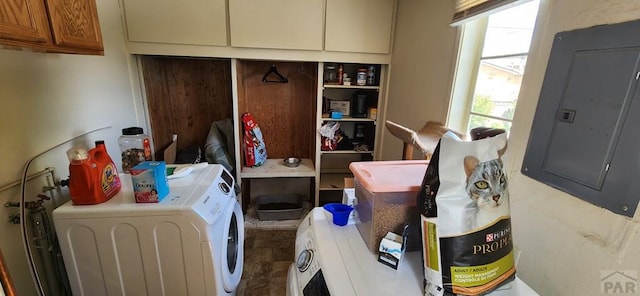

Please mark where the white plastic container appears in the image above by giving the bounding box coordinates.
[119,127,152,173]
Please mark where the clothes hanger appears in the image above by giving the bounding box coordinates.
[262,64,289,83]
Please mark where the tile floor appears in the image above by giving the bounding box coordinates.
[237,228,297,296]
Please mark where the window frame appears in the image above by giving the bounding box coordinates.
[447,2,538,133]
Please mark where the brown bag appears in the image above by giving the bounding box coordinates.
[242,112,267,167]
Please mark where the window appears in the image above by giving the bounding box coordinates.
[448,0,540,133]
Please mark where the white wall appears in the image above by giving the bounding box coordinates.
[387,0,640,295]
[0,0,143,294]
[383,0,458,160]
[507,0,640,295]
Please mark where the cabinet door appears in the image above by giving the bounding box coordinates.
[325,0,394,54]
[0,0,52,43]
[229,0,323,50]
[46,0,102,50]
[122,0,227,46]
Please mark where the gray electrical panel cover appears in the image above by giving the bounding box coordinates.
[522,19,640,217]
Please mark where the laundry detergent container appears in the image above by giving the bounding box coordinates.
[349,160,429,253]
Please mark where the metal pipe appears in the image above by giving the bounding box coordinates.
[0,167,55,194]
[20,126,111,296]
[0,248,18,296]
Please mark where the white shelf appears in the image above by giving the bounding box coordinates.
[321,117,376,122]
[240,158,315,178]
[320,168,351,174]
[319,173,353,191]
[320,150,373,155]
[323,84,379,90]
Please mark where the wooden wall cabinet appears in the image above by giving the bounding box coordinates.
[0,0,103,54]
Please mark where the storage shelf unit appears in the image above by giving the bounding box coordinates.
[230,60,386,209]
[126,1,398,212]
[314,62,386,206]
[234,60,318,211]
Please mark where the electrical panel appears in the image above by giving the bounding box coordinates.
[522,19,640,217]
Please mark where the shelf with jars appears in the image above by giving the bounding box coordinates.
[314,62,386,206]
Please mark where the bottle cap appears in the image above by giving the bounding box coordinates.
[67,148,89,161]
[122,127,144,135]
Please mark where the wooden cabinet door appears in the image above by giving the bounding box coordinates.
[45,0,102,50]
[325,0,395,54]
[229,0,323,50]
[122,0,227,46]
[0,0,52,43]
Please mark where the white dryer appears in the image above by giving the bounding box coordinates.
[287,208,538,296]
[53,164,243,296]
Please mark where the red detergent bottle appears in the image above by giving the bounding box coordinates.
[68,140,121,205]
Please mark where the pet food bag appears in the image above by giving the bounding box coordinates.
[242,112,268,167]
[419,132,513,296]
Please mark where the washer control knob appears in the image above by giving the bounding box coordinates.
[218,182,230,194]
[296,249,314,272]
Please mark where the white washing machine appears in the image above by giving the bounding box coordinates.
[53,164,243,296]
[287,208,539,296]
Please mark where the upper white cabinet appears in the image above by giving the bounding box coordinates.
[325,0,395,54]
[122,0,227,46]
[120,0,395,62]
[228,0,323,50]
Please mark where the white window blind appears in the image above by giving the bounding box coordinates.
[452,0,532,26]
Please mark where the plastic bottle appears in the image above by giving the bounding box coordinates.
[325,65,337,83]
[357,68,367,86]
[119,127,152,173]
[366,66,376,86]
[337,64,344,85]
[68,141,121,205]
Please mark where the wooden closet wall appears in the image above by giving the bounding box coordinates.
[140,56,233,160]
[235,60,318,162]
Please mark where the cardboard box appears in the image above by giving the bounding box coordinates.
[368,107,377,119]
[341,178,358,224]
[378,232,404,270]
[329,100,351,116]
[130,161,169,203]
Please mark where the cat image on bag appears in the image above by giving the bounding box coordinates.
[464,156,509,230]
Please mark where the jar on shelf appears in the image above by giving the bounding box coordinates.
[325,65,337,83]
[119,127,152,173]
[356,68,367,86]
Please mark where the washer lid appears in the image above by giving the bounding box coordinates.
[307,208,539,296]
[53,164,227,219]
[307,208,423,295]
